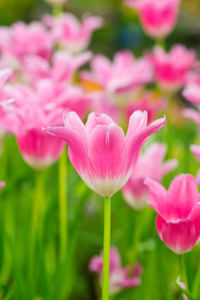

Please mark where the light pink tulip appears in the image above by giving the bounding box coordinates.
[89,247,142,295]
[126,92,166,124]
[0,22,53,61]
[153,45,196,92]
[80,51,153,105]
[145,174,200,254]
[1,80,91,170]
[123,143,177,209]
[126,0,181,39]
[24,51,92,84]
[44,110,166,197]
[45,13,103,53]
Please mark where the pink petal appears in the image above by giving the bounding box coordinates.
[144,178,168,217]
[183,109,200,126]
[89,255,103,272]
[156,215,198,254]
[0,68,12,87]
[126,110,148,143]
[126,116,166,170]
[85,112,114,133]
[89,123,126,179]
[168,174,199,220]
[0,182,5,189]
[183,84,200,105]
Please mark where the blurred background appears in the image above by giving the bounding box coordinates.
[1,0,200,56]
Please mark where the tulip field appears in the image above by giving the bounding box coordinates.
[0,0,200,299]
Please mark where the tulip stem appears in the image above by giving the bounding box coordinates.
[102,196,111,300]
[59,150,68,263]
[178,254,195,299]
[29,170,45,294]
[179,254,188,288]
[156,39,165,49]
[53,5,62,17]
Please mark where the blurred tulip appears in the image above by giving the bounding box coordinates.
[44,110,166,197]
[145,174,200,254]
[24,50,92,85]
[0,80,91,170]
[0,21,53,62]
[44,13,103,53]
[123,143,177,209]
[126,91,166,124]
[89,247,142,295]
[80,51,153,106]
[126,0,181,39]
[153,45,196,92]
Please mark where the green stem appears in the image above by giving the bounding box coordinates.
[178,254,194,300]
[53,5,62,17]
[29,170,45,296]
[179,255,188,288]
[30,171,45,252]
[102,196,111,300]
[59,150,68,263]
[156,39,165,49]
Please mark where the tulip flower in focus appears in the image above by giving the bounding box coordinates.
[123,143,177,210]
[145,174,200,254]
[153,45,196,92]
[125,0,181,39]
[89,247,142,294]
[45,13,103,53]
[44,110,166,197]
[80,51,153,106]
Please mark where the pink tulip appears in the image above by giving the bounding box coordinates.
[126,92,166,124]
[80,51,153,105]
[44,110,166,197]
[153,45,196,92]
[1,80,91,170]
[89,247,142,294]
[0,22,53,61]
[24,51,92,84]
[17,129,65,170]
[45,13,103,53]
[145,174,200,254]
[123,143,177,209]
[126,0,181,39]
